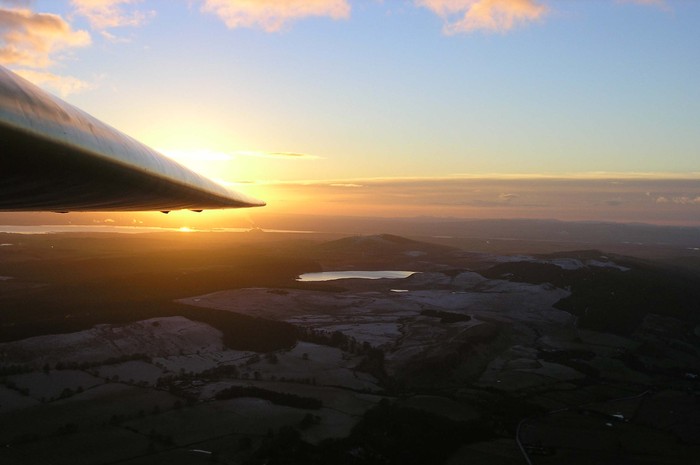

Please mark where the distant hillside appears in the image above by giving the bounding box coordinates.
[311,234,463,271]
[479,251,700,336]
[320,234,455,255]
[253,215,700,250]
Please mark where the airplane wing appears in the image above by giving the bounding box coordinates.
[0,65,265,212]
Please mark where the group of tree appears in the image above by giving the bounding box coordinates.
[245,400,493,465]
[214,386,322,409]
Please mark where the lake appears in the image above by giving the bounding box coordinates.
[297,271,418,282]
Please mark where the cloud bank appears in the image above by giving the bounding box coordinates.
[417,0,548,34]
[256,175,700,225]
[70,0,154,30]
[235,150,321,160]
[200,0,351,32]
[12,68,91,96]
[0,7,90,67]
[0,1,154,94]
[0,0,672,95]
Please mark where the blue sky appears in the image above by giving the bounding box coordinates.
[1,1,699,225]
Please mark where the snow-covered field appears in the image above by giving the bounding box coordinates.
[0,316,224,368]
[180,271,573,364]
[0,259,652,461]
[8,370,103,401]
[491,254,630,271]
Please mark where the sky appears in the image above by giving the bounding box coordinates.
[1,0,699,228]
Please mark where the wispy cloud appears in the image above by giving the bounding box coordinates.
[253,174,700,225]
[235,150,322,160]
[200,0,350,32]
[417,0,548,34]
[658,196,700,205]
[12,68,90,96]
[330,183,363,188]
[70,0,155,30]
[0,7,90,67]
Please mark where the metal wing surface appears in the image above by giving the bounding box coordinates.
[0,66,264,212]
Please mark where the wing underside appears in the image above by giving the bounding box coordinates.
[0,66,264,212]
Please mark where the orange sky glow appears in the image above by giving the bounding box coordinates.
[1,1,698,228]
[2,173,699,229]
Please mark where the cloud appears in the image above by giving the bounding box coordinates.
[655,195,700,205]
[99,29,132,43]
[236,150,321,159]
[0,7,90,67]
[12,68,90,95]
[71,0,155,30]
[670,196,700,205]
[269,151,320,159]
[258,174,700,224]
[417,0,548,34]
[200,0,350,32]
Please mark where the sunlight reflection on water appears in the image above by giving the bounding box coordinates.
[0,225,314,234]
[297,271,417,282]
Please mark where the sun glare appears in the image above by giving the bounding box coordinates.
[157,148,233,177]
[178,227,194,233]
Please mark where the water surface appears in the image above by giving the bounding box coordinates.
[0,225,314,234]
[297,271,417,282]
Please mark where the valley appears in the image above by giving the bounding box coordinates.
[0,230,699,464]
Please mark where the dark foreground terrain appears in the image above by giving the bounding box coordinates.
[0,227,699,464]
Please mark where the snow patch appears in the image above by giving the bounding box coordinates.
[0,316,223,367]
